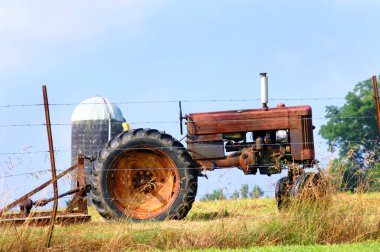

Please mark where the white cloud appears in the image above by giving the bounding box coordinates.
[1,1,163,39]
[0,0,165,71]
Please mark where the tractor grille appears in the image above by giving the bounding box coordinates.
[301,116,314,151]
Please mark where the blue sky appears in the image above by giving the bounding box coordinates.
[0,0,379,204]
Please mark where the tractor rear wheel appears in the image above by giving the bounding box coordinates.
[90,128,198,221]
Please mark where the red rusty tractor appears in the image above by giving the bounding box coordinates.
[90,73,320,221]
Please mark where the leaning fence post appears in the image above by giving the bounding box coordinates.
[42,85,58,248]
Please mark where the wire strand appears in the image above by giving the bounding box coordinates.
[0,97,348,108]
[0,115,376,128]
[0,161,375,178]
[0,138,378,156]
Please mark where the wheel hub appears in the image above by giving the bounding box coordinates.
[132,171,157,193]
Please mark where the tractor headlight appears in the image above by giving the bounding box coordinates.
[276,130,288,143]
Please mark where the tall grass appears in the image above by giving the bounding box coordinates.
[1,158,380,251]
[1,193,380,251]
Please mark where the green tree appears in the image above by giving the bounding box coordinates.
[240,184,249,199]
[250,185,264,199]
[319,77,380,191]
[319,77,378,156]
[230,190,240,200]
[201,189,226,201]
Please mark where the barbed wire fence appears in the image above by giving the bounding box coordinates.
[0,96,347,109]
[0,96,378,209]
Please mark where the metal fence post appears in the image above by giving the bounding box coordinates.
[43,85,58,248]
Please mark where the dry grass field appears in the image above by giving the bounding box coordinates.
[1,192,380,251]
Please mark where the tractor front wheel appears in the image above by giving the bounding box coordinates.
[291,172,327,201]
[275,176,291,210]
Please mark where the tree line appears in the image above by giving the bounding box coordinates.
[201,184,264,201]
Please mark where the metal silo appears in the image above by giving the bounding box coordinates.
[71,96,125,187]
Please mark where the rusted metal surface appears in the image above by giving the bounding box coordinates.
[187,105,314,163]
[65,155,89,214]
[0,87,91,227]
[373,76,380,137]
[207,148,254,171]
[0,156,90,226]
[76,155,88,213]
[107,147,180,220]
[187,133,223,142]
[187,105,312,135]
[43,85,58,247]
[0,164,78,217]
[0,212,91,226]
[18,185,89,214]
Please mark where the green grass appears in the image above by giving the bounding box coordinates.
[191,241,380,251]
[1,193,380,251]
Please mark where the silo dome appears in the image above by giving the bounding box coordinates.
[71,96,125,190]
[71,96,125,122]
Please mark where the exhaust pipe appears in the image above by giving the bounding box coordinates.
[260,73,268,109]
